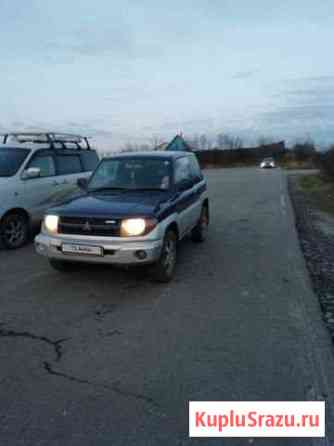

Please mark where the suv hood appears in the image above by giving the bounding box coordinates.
[49,191,171,219]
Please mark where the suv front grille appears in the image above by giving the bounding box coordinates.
[58,216,121,237]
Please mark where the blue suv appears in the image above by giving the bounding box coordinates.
[35,151,209,282]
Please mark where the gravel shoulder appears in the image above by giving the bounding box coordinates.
[288,174,334,344]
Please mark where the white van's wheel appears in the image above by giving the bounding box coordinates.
[1,212,30,249]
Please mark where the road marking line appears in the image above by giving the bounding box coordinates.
[280,194,287,215]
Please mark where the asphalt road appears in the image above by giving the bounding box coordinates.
[1,168,334,446]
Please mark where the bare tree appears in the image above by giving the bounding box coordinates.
[150,135,163,149]
[292,137,316,160]
[199,134,208,150]
[139,143,151,151]
[217,133,225,149]
[189,134,200,150]
[257,136,274,147]
[222,134,233,149]
[233,136,243,149]
[217,134,243,150]
[206,136,213,150]
[123,140,157,152]
[122,142,136,152]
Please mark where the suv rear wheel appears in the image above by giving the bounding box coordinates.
[151,229,177,283]
[191,205,209,242]
[1,212,30,249]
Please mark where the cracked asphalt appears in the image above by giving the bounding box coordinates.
[1,168,334,446]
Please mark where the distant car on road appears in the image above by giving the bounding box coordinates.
[260,157,276,169]
[0,132,99,249]
[35,151,209,282]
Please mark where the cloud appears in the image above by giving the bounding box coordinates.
[297,75,334,83]
[260,104,334,124]
[45,24,134,58]
[253,76,334,144]
[273,76,334,115]
[158,118,214,132]
[232,70,257,80]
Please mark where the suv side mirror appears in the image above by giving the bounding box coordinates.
[77,177,88,190]
[22,167,41,180]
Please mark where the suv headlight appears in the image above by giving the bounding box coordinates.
[120,218,157,237]
[43,215,59,234]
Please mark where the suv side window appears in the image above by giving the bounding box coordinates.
[188,155,202,183]
[26,151,56,177]
[55,154,82,175]
[80,151,99,172]
[175,157,191,185]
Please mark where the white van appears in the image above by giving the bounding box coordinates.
[0,132,99,249]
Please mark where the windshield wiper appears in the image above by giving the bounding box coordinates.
[131,187,167,191]
[89,186,168,193]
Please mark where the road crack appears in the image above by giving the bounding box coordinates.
[43,361,92,384]
[1,325,159,412]
[43,361,160,409]
[0,327,69,362]
[94,303,118,322]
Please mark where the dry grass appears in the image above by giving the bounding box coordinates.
[298,174,334,215]
[280,160,316,170]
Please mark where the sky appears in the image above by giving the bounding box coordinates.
[1,0,334,150]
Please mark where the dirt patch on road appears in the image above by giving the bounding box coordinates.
[289,174,334,345]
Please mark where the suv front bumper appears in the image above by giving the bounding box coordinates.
[35,233,163,266]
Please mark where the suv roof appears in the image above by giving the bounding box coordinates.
[1,132,92,150]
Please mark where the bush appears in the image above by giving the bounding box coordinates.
[292,141,316,161]
[321,147,334,178]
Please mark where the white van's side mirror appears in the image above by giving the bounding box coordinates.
[22,167,41,180]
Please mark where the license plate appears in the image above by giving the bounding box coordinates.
[62,243,103,256]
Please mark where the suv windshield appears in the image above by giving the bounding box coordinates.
[0,147,30,177]
[89,157,172,192]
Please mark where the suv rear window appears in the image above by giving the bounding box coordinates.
[188,155,202,182]
[174,157,191,184]
[80,151,99,172]
[55,154,82,175]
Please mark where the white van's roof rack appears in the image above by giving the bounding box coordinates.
[1,132,92,150]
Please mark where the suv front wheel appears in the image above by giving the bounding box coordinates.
[151,229,177,283]
[1,212,30,249]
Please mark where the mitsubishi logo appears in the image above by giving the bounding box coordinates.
[83,221,92,232]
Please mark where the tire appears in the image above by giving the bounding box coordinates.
[1,212,30,249]
[191,205,209,243]
[49,259,76,272]
[151,230,177,283]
